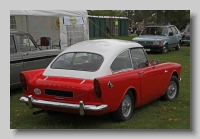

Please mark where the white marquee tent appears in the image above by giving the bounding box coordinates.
[10,10,89,50]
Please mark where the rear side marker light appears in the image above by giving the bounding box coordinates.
[94,79,102,99]
[20,73,28,91]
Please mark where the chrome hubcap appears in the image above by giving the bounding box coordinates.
[163,46,168,53]
[122,95,132,118]
[167,81,177,99]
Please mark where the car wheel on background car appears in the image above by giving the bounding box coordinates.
[175,42,181,50]
[112,90,134,122]
[161,76,179,101]
[162,44,169,54]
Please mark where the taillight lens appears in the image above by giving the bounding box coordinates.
[94,79,102,99]
[20,73,28,91]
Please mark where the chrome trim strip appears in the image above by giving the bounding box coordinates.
[43,76,49,81]
[128,49,134,69]
[19,95,108,115]
[80,79,85,84]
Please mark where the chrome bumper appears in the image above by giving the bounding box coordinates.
[19,95,108,116]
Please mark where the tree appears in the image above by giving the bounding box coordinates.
[134,10,153,26]
[124,10,134,26]
[156,10,163,25]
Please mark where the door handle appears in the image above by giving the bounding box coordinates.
[23,53,28,56]
[139,71,144,74]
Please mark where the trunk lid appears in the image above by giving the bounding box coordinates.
[33,75,93,103]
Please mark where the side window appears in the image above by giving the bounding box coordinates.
[10,35,17,53]
[171,26,178,34]
[161,27,168,35]
[168,27,173,35]
[111,50,132,72]
[16,34,36,52]
[130,48,149,69]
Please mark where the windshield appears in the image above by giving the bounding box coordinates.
[141,27,168,36]
[185,25,190,32]
[51,52,104,72]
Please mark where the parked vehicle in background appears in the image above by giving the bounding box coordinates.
[181,24,190,46]
[136,29,142,36]
[10,30,62,89]
[19,39,182,122]
[132,25,182,54]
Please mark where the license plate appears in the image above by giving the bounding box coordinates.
[145,49,150,51]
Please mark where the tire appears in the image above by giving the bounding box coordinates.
[175,42,181,50]
[162,44,169,54]
[161,76,179,101]
[112,90,134,122]
[181,41,183,46]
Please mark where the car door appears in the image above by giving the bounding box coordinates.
[171,26,181,46]
[15,34,48,71]
[97,50,141,111]
[168,27,177,48]
[10,35,23,88]
[130,48,164,99]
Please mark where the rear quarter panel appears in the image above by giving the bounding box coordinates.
[97,70,141,112]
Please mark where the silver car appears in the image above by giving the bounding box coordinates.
[10,30,62,89]
[132,25,182,54]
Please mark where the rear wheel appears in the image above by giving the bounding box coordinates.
[112,90,134,122]
[161,76,179,101]
[175,42,181,50]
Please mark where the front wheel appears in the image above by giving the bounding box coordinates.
[162,44,169,54]
[161,76,179,101]
[112,90,134,122]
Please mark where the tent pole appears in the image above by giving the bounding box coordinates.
[26,15,29,32]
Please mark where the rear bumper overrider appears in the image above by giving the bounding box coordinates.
[19,95,108,116]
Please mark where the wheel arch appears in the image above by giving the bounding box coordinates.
[128,88,137,106]
[114,87,137,111]
[168,70,180,84]
[163,41,168,46]
[171,71,179,79]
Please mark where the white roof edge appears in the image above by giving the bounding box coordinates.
[88,15,128,19]
[10,10,88,17]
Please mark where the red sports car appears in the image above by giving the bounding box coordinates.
[19,39,182,122]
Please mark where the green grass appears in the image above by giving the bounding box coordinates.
[10,34,190,129]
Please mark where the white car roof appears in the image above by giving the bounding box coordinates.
[43,39,143,79]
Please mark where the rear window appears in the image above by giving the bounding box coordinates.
[51,52,103,72]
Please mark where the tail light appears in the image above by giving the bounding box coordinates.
[94,79,102,99]
[20,73,28,91]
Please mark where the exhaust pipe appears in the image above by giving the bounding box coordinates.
[33,109,45,115]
